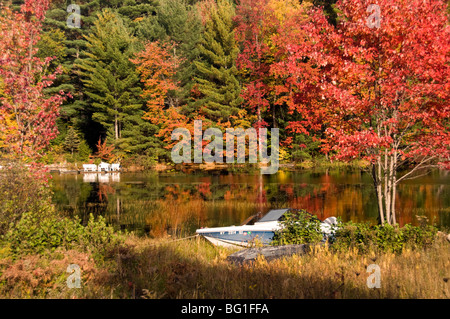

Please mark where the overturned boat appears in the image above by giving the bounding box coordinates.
[196,208,337,248]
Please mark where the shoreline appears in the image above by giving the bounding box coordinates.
[1,233,448,299]
[45,159,370,174]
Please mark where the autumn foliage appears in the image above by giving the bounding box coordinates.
[314,0,450,224]
[91,137,116,162]
[234,0,449,224]
[0,0,448,225]
[0,0,66,163]
[131,41,187,146]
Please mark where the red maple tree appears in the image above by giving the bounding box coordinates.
[235,0,326,143]
[0,0,66,166]
[314,0,450,224]
[236,0,449,225]
[234,0,271,129]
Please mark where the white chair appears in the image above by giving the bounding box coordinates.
[98,162,111,172]
[83,164,97,172]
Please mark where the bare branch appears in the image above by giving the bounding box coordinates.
[396,167,436,182]
[396,156,438,183]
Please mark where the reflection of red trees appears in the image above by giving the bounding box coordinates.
[280,184,293,197]
[98,183,115,202]
[223,179,262,202]
[197,182,211,198]
[395,184,441,227]
[141,174,445,236]
[280,184,366,222]
[164,185,191,201]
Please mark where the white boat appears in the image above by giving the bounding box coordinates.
[196,208,337,248]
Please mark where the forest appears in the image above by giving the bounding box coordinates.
[0,0,448,164]
[0,0,449,224]
[0,0,449,300]
[0,0,343,167]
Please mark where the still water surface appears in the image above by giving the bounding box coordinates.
[50,168,450,236]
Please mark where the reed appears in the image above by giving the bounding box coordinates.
[0,233,448,298]
[105,198,271,237]
[114,234,449,299]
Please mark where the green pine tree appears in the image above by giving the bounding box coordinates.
[190,0,243,125]
[76,140,92,162]
[76,9,164,159]
[117,114,167,158]
[64,126,81,155]
[40,0,159,148]
[77,9,142,143]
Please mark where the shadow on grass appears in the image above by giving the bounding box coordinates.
[114,237,381,299]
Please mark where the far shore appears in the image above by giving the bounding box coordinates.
[45,159,370,174]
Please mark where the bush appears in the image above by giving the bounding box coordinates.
[76,140,91,162]
[330,221,375,252]
[331,220,438,254]
[3,212,124,258]
[0,161,124,259]
[0,162,53,235]
[271,210,324,246]
[120,153,158,170]
[271,211,439,254]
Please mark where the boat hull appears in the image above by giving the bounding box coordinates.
[202,236,250,248]
[195,209,338,248]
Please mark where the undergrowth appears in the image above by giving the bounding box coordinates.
[271,211,439,254]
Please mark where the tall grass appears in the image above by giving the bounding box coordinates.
[115,235,449,299]
[0,233,448,298]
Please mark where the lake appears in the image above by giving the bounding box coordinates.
[50,168,450,236]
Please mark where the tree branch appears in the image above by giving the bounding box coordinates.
[396,156,438,183]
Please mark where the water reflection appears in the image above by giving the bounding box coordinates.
[83,173,97,183]
[50,169,449,237]
[83,172,121,183]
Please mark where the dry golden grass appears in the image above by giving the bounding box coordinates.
[116,234,450,299]
[0,234,448,299]
[0,248,115,299]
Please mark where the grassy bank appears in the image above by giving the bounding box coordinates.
[116,235,450,299]
[44,156,369,173]
[0,233,448,299]
[2,161,447,298]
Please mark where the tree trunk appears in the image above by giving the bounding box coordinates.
[391,150,398,225]
[272,106,277,128]
[388,153,395,225]
[373,151,399,226]
[114,110,119,141]
[391,180,397,225]
[384,151,391,225]
[373,152,401,226]
[372,162,385,225]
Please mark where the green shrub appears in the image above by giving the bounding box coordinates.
[271,211,439,254]
[0,162,53,236]
[3,212,123,258]
[331,221,375,253]
[76,140,92,162]
[398,223,438,249]
[331,220,438,254]
[80,214,124,256]
[271,210,324,246]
